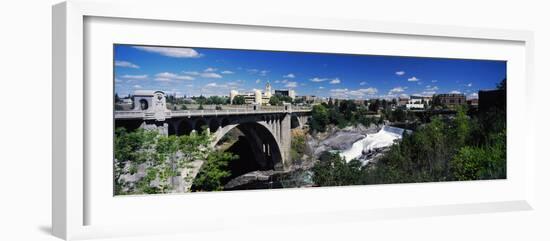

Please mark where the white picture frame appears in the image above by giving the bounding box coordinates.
[52,0,535,240]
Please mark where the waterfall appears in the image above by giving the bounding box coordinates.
[339,125,409,164]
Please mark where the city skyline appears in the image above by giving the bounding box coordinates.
[114,44,506,100]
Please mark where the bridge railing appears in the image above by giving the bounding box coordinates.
[114,106,312,119]
[114,111,145,119]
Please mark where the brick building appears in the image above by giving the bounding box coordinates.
[435,93,466,107]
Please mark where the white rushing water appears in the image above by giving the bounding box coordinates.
[339,126,407,164]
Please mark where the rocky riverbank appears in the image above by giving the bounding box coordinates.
[224,165,314,190]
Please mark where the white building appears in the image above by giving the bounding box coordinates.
[406,95,431,110]
[230,81,273,105]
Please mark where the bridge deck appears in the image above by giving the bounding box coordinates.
[115,107,312,120]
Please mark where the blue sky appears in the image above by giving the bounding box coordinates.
[114,44,506,100]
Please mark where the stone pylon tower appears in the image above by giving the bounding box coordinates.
[265,81,272,98]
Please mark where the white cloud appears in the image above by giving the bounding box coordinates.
[330,88,377,99]
[181,69,223,78]
[204,82,228,88]
[467,83,473,87]
[284,73,295,78]
[418,86,439,96]
[408,76,420,82]
[256,79,261,84]
[468,92,479,99]
[329,78,341,84]
[154,72,194,81]
[133,85,142,89]
[200,72,222,78]
[388,87,406,95]
[285,81,298,88]
[121,74,148,80]
[396,71,405,76]
[310,77,328,82]
[274,79,288,84]
[246,69,269,76]
[358,88,378,95]
[450,90,462,94]
[359,81,367,86]
[182,71,200,76]
[133,46,201,58]
[347,91,365,98]
[115,78,122,83]
[319,86,325,89]
[221,70,234,74]
[329,89,349,99]
[425,86,439,91]
[432,80,438,83]
[115,60,139,69]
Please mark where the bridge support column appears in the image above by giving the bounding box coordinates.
[139,121,169,136]
[276,117,281,143]
[280,113,291,169]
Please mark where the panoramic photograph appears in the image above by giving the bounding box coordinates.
[113,44,507,195]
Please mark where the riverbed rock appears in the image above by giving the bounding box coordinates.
[224,170,274,189]
[306,124,382,158]
[321,132,365,150]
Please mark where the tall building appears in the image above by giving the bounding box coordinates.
[478,89,505,112]
[265,81,272,99]
[229,82,273,105]
[274,89,296,99]
[435,93,466,107]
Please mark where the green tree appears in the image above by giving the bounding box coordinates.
[269,95,281,106]
[339,100,357,123]
[312,152,363,187]
[310,104,329,133]
[450,128,506,180]
[192,151,238,191]
[392,108,406,122]
[114,128,213,195]
[114,93,121,103]
[232,95,245,105]
[290,131,307,161]
[206,95,227,105]
[369,99,380,112]
[453,106,470,147]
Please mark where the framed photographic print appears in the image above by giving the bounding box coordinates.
[53,0,535,240]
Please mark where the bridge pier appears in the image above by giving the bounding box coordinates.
[280,113,291,169]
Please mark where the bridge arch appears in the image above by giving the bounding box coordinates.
[168,122,176,135]
[213,121,283,171]
[291,115,301,129]
[221,118,231,127]
[178,119,193,135]
[194,118,208,133]
[209,118,220,132]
